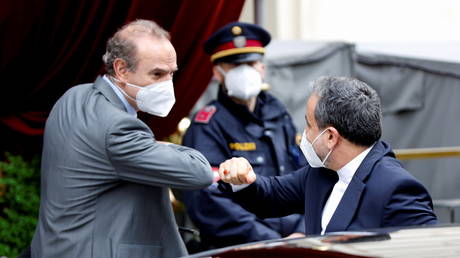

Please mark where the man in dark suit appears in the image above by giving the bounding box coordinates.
[31,19,213,258]
[217,76,437,235]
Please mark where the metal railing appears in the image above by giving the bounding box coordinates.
[394,146,460,160]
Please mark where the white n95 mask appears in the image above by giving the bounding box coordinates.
[217,64,262,100]
[113,77,175,117]
[300,129,333,168]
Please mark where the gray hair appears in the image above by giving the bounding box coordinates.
[102,19,170,76]
[311,76,382,146]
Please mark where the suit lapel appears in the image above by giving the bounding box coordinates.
[93,75,126,112]
[305,168,337,234]
[325,142,385,232]
[325,179,365,232]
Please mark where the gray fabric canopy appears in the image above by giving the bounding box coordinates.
[354,51,460,223]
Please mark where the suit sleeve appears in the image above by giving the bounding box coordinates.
[184,186,282,243]
[106,116,213,190]
[225,169,307,219]
[382,176,438,227]
[182,122,285,242]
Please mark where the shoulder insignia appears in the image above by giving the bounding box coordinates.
[195,105,216,124]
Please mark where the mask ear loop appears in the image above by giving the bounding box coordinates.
[216,66,230,95]
[320,127,335,166]
[110,76,137,101]
[311,127,329,145]
[216,65,227,77]
[322,147,333,166]
[312,127,334,166]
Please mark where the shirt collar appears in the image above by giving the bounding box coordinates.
[103,75,137,117]
[336,143,375,184]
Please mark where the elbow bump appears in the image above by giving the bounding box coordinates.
[203,169,214,186]
[192,165,214,188]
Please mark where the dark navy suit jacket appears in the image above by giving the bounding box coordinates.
[225,140,438,235]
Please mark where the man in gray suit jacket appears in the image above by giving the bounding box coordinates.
[31,19,214,258]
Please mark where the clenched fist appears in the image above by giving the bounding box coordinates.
[218,157,257,185]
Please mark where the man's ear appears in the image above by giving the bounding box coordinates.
[113,58,128,81]
[212,65,224,83]
[327,127,340,148]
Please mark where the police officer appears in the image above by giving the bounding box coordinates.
[182,22,306,250]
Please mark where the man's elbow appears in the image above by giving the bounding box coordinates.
[199,167,214,187]
[189,165,214,189]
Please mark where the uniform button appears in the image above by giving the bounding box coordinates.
[256,156,264,163]
[279,165,285,172]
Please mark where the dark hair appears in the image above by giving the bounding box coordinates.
[311,76,382,146]
[102,19,170,75]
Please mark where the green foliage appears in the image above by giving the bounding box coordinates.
[0,153,40,258]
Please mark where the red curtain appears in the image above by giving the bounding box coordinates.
[0,0,246,155]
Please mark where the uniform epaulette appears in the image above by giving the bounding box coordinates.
[194,105,216,124]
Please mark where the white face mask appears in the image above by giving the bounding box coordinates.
[113,77,175,117]
[300,129,333,168]
[217,64,262,100]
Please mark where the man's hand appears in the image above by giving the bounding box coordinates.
[218,157,257,185]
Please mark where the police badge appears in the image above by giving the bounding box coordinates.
[233,35,246,48]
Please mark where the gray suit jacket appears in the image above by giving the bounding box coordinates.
[31,76,213,258]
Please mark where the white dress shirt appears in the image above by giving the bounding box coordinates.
[103,75,137,117]
[320,145,374,235]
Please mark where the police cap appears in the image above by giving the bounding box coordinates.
[204,22,271,64]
